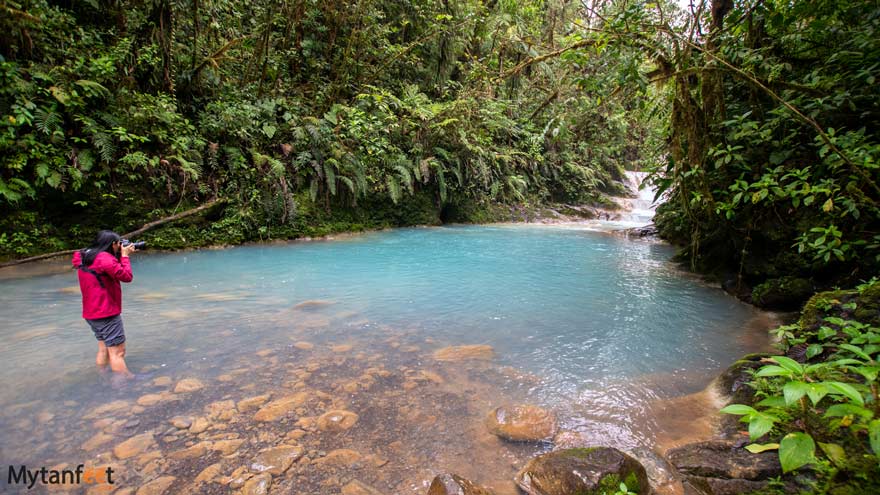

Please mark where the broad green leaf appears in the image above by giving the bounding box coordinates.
[771,356,804,374]
[746,443,779,453]
[818,326,837,340]
[749,413,775,441]
[756,396,786,408]
[806,383,828,405]
[825,382,865,406]
[783,381,810,405]
[806,344,823,359]
[779,432,815,473]
[853,365,879,382]
[756,365,793,377]
[824,403,873,419]
[869,419,880,455]
[818,442,846,467]
[720,404,757,416]
[838,344,872,361]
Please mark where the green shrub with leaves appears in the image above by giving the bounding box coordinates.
[721,282,880,492]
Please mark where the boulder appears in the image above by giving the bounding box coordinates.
[751,277,813,310]
[485,405,556,442]
[666,441,782,481]
[427,474,494,495]
[515,447,649,495]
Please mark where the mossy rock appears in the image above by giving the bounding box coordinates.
[515,447,649,495]
[427,474,494,495]
[751,276,814,310]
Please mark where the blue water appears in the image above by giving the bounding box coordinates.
[0,225,772,489]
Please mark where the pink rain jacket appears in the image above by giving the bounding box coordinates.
[72,251,133,319]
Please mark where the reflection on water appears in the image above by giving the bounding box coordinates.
[0,225,773,494]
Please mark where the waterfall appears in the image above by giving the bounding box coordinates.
[608,171,658,228]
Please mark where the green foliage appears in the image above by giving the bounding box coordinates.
[721,283,880,492]
[1,0,668,259]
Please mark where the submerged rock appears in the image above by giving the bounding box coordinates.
[427,474,494,495]
[136,476,176,495]
[173,378,205,393]
[515,447,649,495]
[250,445,304,475]
[113,432,155,459]
[194,463,222,484]
[342,480,386,495]
[253,392,310,422]
[242,473,272,495]
[485,404,557,442]
[293,299,336,310]
[317,409,359,432]
[433,345,495,362]
[169,416,193,429]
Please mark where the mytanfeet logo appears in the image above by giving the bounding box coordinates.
[7,464,115,490]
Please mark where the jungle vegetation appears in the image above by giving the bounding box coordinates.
[2,0,879,491]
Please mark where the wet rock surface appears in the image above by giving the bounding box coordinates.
[515,447,649,495]
[666,441,782,481]
[428,473,496,495]
[485,404,557,442]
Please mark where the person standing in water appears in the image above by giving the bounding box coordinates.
[72,230,136,376]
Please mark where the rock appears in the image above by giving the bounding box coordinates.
[242,473,272,495]
[81,432,114,451]
[206,400,237,420]
[113,433,155,459]
[83,400,130,419]
[213,439,245,455]
[315,449,363,467]
[293,299,336,310]
[169,416,193,429]
[174,378,205,393]
[286,429,307,441]
[331,344,353,353]
[253,392,310,421]
[317,409,359,432]
[256,349,274,357]
[515,447,649,495]
[226,466,251,488]
[427,474,494,495]
[136,393,176,407]
[194,463,222,484]
[433,345,495,362]
[486,405,557,442]
[628,447,685,495]
[135,476,176,495]
[250,445,304,475]
[666,441,782,481]
[169,441,212,460]
[486,404,556,442]
[152,376,173,387]
[751,276,813,310]
[293,341,314,350]
[342,480,386,495]
[237,395,271,413]
[217,374,235,382]
[189,417,212,433]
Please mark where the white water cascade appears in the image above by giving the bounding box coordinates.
[605,170,659,229]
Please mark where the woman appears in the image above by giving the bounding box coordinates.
[72,230,137,376]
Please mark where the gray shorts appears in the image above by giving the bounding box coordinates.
[85,315,126,347]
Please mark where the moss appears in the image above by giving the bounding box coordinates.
[799,289,853,327]
[560,447,599,459]
[751,276,814,310]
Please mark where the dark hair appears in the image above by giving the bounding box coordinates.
[80,230,121,267]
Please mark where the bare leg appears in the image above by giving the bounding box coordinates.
[96,341,110,368]
[107,343,132,377]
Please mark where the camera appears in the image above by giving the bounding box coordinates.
[121,239,147,250]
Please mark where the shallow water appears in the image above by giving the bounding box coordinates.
[0,225,773,494]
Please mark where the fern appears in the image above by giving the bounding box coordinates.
[387,176,401,204]
[339,176,356,196]
[394,164,413,194]
[91,131,116,163]
[309,178,319,202]
[34,108,62,135]
[324,162,337,195]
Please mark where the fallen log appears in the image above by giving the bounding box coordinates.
[0,198,227,268]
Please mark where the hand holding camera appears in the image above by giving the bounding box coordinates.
[120,239,146,257]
